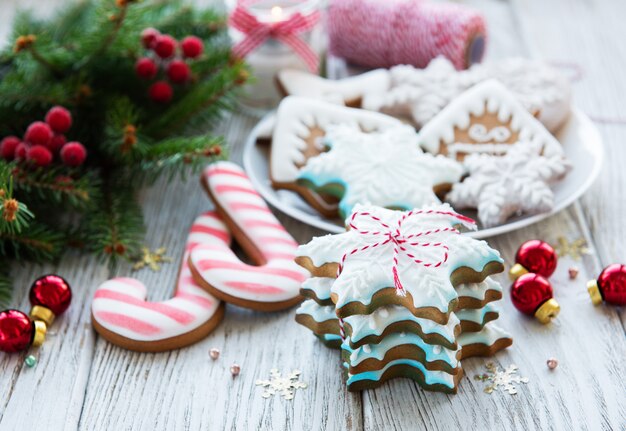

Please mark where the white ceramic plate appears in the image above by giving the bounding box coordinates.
[242,108,603,238]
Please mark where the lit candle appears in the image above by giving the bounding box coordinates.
[227,0,325,111]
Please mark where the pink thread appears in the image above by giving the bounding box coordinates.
[336,209,475,297]
[328,0,487,70]
[229,3,321,72]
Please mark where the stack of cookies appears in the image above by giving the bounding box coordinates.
[295,204,512,393]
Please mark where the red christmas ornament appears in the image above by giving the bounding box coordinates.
[29,275,73,316]
[154,35,177,59]
[141,27,161,49]
[135,57,158,80]
[60,142,87,167]
[48,134,66,152]
[149,81,173,103]
[509,240,558,280]
[0,136,20,160]
[587,264,626,306]
[27,145,53,167]
[45,106,72,134]
[181,36,204,59]
[510,273,560,324]
[167,60,191,83]
[0,310,35,353]
[24,121,53,147]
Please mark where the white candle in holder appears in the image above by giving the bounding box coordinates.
[227,0,325,112]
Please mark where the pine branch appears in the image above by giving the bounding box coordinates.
[12,166,99,210]
[82,177,144,265]
[0,221,65,262]
[0,164,34,234]
[0,266,11,308]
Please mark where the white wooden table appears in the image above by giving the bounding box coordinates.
[1,1,625,430]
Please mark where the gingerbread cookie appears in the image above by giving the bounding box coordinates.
[297,124,464,219]
[300,276,334,305]
[446,141,571,227]
[276,68,390,108]
[91,211,225,352]
[189,161,307,311]
[418,80,565,161]
[458,322,513,359]
[270,96,403,217]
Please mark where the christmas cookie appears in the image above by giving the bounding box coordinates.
[418,80,565,161]
[362,57,571,132]
[458,322,513,359]
[456,302,499,332]
[91,211,225,352]
[300,276,334,305]
[276,68,390,108]
[189,161,308,311]
[270,96,403,217]
[297,124,464,219]
[446,142,571,227]
[295,205,504,322]
[295,299,341,338]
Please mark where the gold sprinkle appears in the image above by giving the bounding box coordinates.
[553,237,592,260]
[132,247,172,271]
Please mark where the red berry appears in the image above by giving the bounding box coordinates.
[14,142,29,161]
[27,145,53,167]
[135,57,158,80]
[181,36,203,59]
[48,134,66,152]
[24,121,53,147]
[141,27,161,49]
[154,35,177,59]
[45,106,72,134]
[0,136,20,160]
[167,60,191,83]
[60,142,87,166]
[149,81,173,103]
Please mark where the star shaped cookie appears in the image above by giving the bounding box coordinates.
[296,124,464,218]
[446,142,571,227]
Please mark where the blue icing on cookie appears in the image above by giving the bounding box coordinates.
[343,332,460,368]
[343,305,459,347]
[456,302,497,324]
[296,299,337,323]
[301,277,334,302]
[345,359,456,388]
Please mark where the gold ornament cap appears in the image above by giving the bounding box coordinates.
[30,305,55,326]
[586,280,603,306]
[535,298,560,324]
[509,263,528,281]
[32,320,47,347]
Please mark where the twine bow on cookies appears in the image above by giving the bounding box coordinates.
[229,5,321,73]
[337,209,476,296]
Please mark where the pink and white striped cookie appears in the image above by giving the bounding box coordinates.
[189,161,307,311]
[91,211,226,352]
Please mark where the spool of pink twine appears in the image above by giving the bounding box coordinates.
[328,0,487,70]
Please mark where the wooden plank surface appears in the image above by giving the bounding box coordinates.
[0,0,625,430]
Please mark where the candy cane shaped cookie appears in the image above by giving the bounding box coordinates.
[91,212,226,352]
[189,161,307,311]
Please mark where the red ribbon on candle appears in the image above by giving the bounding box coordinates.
[229,4,321,73]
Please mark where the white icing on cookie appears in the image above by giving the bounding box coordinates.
[189,162,308,304]
[296,205,503,313]
[277,68,390,105]
[418,80,564,158]
[296,299,337,323]
[456,302,497,326]
[297,124,464,218]
[458,322,511,347]
[455,277,503,302]
[346,333,461,369]
[271,97,402,184]
[300,277,334,302]
[343,305,460,347]
[447,142,571,227]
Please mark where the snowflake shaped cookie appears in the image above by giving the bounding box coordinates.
[474,362,529,395]
[297,124,464,218]
[447,142,571,227]
[255,369,308,400]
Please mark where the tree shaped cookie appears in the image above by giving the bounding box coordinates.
[297,125,464,218]
[447,142,571,227]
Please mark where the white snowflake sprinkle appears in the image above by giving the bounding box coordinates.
[255,369,308,400]
[474,362,529,395]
